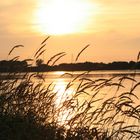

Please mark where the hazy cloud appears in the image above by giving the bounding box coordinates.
[0,0,36,35]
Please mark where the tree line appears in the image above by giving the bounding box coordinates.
[0,59,140,72]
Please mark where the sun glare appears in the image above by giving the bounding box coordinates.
[33,0,99,35]
[52,78,75,124]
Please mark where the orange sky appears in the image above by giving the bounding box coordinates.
[0,0,140,63]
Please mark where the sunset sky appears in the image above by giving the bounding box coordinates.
[0,0,140,63]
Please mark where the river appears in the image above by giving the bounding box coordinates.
[43,70,140,99]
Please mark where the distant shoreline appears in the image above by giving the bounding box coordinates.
[0,60,140,73]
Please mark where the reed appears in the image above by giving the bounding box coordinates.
[0,39,140,140]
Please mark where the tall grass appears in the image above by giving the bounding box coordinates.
[0,40,140,140]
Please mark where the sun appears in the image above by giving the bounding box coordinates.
[33,0,99,35]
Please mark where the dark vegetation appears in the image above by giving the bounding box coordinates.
[0,38,140,140]
[0,60,140,72]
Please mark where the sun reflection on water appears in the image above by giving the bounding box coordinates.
[53,71,66,75]
[52,78,75,125]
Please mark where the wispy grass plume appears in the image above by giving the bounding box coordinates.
[75,44,90,62]
[8,45,24,56]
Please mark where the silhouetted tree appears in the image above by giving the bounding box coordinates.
[36,59,44,66]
